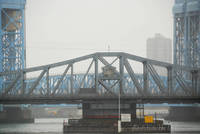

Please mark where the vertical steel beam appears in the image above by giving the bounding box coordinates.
[198,71,200,96]
[143,61,148,95]
[183,2,188,66]
[46,68,49,95]
[119,56,124,94]
[167,67,173,96]
[187,16,191,66]
[198,23,200,67]
[22,8,26,69]
[70,64,73,94]
[94,57,98,91]
[21,71,25,95]
[173,16,177,65]
[191,70,198,96]
[0,8,2,90]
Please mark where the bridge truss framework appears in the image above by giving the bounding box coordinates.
[0,52,199,104]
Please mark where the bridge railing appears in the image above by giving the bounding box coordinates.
[0,52,199,99]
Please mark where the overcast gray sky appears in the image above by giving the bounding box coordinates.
[25,0,174,67]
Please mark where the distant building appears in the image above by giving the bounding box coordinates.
[146,34,172,76]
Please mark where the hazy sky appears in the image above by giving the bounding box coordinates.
[25,0,174,67]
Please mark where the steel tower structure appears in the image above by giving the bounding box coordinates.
[173,0,200,68]
[0,0,26,89]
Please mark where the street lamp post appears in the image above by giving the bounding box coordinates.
[118,88,121,133]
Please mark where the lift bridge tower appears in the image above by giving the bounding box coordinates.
[166,0,200,122]
[0,0,26,89]
[0,0,30,120]
[173,0,200,68]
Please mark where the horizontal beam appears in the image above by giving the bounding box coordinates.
[0,54,94,75]
[0,96,199,104]
[124,53,199,71]
[0,52,199,76]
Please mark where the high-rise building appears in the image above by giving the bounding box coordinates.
[146,33,172,76]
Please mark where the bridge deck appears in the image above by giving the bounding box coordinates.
[0,96,199,104]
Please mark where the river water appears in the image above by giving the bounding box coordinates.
[0,118,200,134]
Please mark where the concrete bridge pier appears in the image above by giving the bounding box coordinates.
[0,106,34,123]
[82,100,137,120]
[165,106,200,122]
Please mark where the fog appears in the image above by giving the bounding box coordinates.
[25,0,174,67]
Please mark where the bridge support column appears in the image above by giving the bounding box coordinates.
[166,106,200,121]
[0,106,34,123]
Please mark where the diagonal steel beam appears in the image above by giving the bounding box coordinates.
[2,9,22,30]
[124,59,144,95]
[98,56,118,66]
[110,79,121,90]
[3,73,22,95]
[143,61,149,95]
[80,60,94,88]
[51,65,71,95]
[174,71,191,94]
[98,56,109,65]
[147,64,167,94]
[110,57,119,66]
[98,80,117,96]
[39,87,44,96]
[28,70,47,95]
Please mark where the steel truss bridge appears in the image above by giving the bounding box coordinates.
[0,52,199,104]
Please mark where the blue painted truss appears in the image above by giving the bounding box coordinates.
[0,0,26,89]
